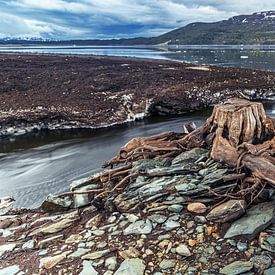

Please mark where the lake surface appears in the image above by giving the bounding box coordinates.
[0,104,274,208]
[1,45,275,71]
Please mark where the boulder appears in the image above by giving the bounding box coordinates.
[206,200,246,223]
[224,202,275,240]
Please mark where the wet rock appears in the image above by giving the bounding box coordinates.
[251,255,271,272]
[123,220,152,235]
[167,204,183,213]
[0,243,16,256]
[38,234,63,248]
[0,265,20,275]
[79,260,98,275]
[259,232,275,252]
[82,249,111,260]
[206,200,246,223]
[176,244,191,257]
[0,196,15,215]
[40,194,72,212]
[159,259,176,270]
[220,260,253,274]
[224,202,275,240]
[187,202,207,214]
[40,254,66,269]
[114,258,145,275]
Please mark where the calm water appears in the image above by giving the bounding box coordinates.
[0,45,275,71]
[0,104,274,208]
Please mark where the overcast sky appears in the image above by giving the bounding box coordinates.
[0,0,274,39]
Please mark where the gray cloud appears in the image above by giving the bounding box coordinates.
[0,0,274,39]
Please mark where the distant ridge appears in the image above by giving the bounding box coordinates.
[1,11,275,45]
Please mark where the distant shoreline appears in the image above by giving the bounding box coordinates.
[0,53,274,138]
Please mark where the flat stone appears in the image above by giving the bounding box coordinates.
[82,249,111,260]
[0,197,14,215]
[79,260,98,275]
[148,214,167,224]
[224,202,275,240]
[264,267,275,275]
[22,240,35,250]
[105,256,117,270]
[126,214,139,223]
[0,243,16,256]
[220,261,253,275]
[123,220,152,235]
[38,234,63,248]
[187,202,207,214]
[40,254,66,269]
[163,219,180,230]
[91,229,105,236]
[207,200,246,223]
[68,248,90,258]
[0,265,20,275]
[114,258,145,275]
[259,232,275,252]
[167,204,183,213]
[176,244,191,257]
[40,194,72,212]
[65,233,83,243]
[159,259,176,270]
[32,217,78,235]
[172,148,208,166]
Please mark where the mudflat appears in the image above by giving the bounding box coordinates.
[0,54,274,136]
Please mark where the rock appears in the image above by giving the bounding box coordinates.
[172,148,208,166]
[0,265,20,275]
[176,244,191,257]
[65,233,83,243]
[40,254,66,269]
[123,220,152,235]
[68,248,90,258]
[224,202,275,240]
[163,219,180,230]
[0,243,16,256]
[32,216,78,235]
[114,258,145,275]
[206,200,246,223]
[91,229,105,236]
[73,186,91,208]
[220,261,253,275]
[126,214,139,223]
[0,196,14,215]
[236,242,247,251]
[148,214,167,224]
[38,234,63,248]
[187,202,207,214]
[251,255,271,272]
[264,267,275,275]
[86,214,102,229]
[82,249,111,260]
[22,239,35,250]
[79,260,98,275]
[159,259,176,270]
[259,232,275,252]
[105,257,117,270]
[40,194,72,212]
[194,216,207,224]
[119,246,141,259]
[167,204,183,213]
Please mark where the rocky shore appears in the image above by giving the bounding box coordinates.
[0,99,274,274]
[0,54,275,137]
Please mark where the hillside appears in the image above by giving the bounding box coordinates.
[0,11,275,45]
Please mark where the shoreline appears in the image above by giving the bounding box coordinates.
[0,53,274,139]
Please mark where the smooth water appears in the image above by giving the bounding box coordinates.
[1,45,275,71]
[0,104,274,208]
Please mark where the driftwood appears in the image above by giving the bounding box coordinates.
[59,98,274,209]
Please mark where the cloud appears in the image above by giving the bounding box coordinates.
[0,0,274,39]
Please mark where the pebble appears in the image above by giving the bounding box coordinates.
[79,260,98,275]
[220,260,253,274]
[167,204,183,213]
[176,244,192,257]
[0,243,16,256]
[114,258,145,275]
[236,241,247,251]
[0,265,20,275]
[82,249,111,260]
[159,259,176,270]
[187,202,207,214]
[105,256,117,270]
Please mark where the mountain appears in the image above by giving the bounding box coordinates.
[1,11,275,45]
